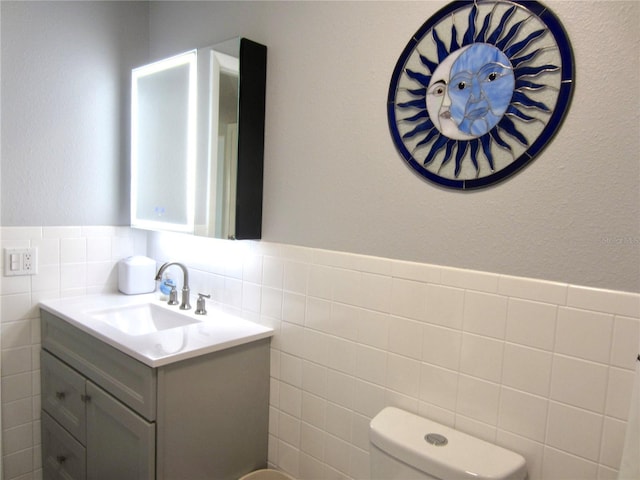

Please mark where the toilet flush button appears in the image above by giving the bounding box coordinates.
[425,433,448,446]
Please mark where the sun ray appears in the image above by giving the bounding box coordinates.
[486,5,516,45]
[405,69,431,86]
[505,105,541,123]
[462,4,478,46]
[453,142,468,176]
[496,20,526,50]
[432,28,450,62]
[511,92,551,112]
[490,129,513,152]
[497,116,528,145]
[514,64,560,78]
[403,121,434,140]
[504,28,547,58]
[480,134,494,171]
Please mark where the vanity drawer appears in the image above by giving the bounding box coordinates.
[41,350,86,444]
[41,310,157,421]
[42,410,87,480]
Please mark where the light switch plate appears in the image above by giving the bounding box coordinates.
[3,247,38,276]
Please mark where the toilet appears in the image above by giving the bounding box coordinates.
[370,407,527,480]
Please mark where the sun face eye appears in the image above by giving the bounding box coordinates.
[427,80,447,97]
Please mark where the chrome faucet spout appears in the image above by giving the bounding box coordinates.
[155,262,191,310]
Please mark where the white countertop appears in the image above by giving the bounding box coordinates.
[40,293,273,368]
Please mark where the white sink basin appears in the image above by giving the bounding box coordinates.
[40,293,274,367]
[88,303,199,336]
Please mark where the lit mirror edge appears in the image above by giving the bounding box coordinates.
[131,49,198,234]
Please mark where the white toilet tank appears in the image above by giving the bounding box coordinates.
[369,407,527,480]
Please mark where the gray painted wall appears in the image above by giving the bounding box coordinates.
[1,1,148,226]
[1,1,639,293]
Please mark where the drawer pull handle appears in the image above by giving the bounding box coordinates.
[56,455,66,465]
[81,394,91,403]
[55,391,65,400]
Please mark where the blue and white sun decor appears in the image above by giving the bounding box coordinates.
[388,0,574,190]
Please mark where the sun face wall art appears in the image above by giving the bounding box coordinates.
[388,0,575,190]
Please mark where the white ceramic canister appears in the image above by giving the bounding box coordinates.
[118,256,157,294]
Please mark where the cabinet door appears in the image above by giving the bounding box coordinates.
[42,411,86,480]
[85,381,155,480]
[41,350,87,444]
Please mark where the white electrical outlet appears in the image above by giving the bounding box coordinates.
[3,247,38,276]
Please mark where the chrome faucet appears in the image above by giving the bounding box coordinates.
[155,262,191,310]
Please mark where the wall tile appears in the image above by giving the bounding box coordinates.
[279,383,302,418]
[550,355,608,413]
[359,272,391,313]
[556,308,613,363]
[354,344,386,386]
[300,422,324,459]
[388,317,423,360]
[424,284,465,329]
[567,285,640,318]
[386,353,420,398]
[505,298,557,351]
[605,367,634,420]
[610,316,640,369]
[352,379,385,418]
[282,292,306,326]
[459,333,504,383]
[498,275,567,305]
[60,238,86,264]
[546,402,603,461]
[390,278,427,321]
[332,268,361,307]
[2,321,31,350]
[325,403,352,442]
[441,267,499,293]
[307,265,333,300]
[498,387,548,442]
[542,446,598,480]
[280,353,303,388]
[456,375,500,425]
[326,370,355,409]
[419,364,458,411]
[599,416,626,470]
[301,392,326,429]
[502,344,552,397]
[1,294,32,323]
[391,260,440,283]
[301,361,327,399]
[279,412,301,447]
[263,256,285,290]
[422,324,462,371]
[462,291,508,339]
[283,260,308,295]
[355,309,389,350]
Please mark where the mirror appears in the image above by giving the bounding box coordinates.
[131,38,267,239]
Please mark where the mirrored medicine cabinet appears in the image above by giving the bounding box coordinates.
[131,37,267,239]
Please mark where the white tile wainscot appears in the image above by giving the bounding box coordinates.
[1,226,639,480]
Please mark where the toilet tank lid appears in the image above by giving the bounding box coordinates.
[370,407,527,480]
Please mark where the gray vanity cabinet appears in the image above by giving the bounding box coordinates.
[42,349,155,480]
[41,309,270,480]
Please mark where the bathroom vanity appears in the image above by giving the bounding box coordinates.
[40,294,273,480]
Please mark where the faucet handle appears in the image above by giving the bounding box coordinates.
[166,282,179,306]
[195,293,211,315]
